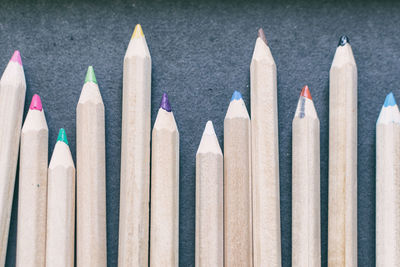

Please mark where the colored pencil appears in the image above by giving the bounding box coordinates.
[76,66,107,266]
[250,28,281,266]
[0,51,26,265]
[16,95,48,267]
[150,93,179,267]
[328,35,357,266]
[195,121,223,267]
[119,24,152,267]
[224,91,252,266]
[376,92,400,266]
[46,129,75,267]
[292,86,321,267]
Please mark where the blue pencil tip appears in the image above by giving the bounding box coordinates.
[160,92,172,112]
[231,91,242,102]
[384,92,396,107]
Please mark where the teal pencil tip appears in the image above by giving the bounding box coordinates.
[384,92,396,107]
[57,128,68,145]
[230,91,242,102]
[85,66,97,84]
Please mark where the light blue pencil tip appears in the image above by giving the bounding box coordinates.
[231,91,242,102]
[384,92,396,107]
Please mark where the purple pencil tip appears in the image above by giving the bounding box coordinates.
[160,93,172,112]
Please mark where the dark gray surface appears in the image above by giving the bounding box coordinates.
[1,0,395,266]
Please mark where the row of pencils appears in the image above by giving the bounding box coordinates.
[0,23,394,267]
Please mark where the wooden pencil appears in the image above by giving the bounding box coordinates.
[224,91,252,266]
[119,24,152,267]
[328,35,357,267]
[376,92,400,266]
[195,121,223,267]
[76,66,107,267]
[292,86,321,267]
[150,93,179,267]
[46,129,75,267]
[16,95,48,267]
[250,28,281,266]
[0,51,26,265]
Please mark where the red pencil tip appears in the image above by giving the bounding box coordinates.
[10,50,22,65]
[300,85,312,100]
[29,94,43,111]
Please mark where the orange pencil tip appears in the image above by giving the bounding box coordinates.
[300,85,312,100]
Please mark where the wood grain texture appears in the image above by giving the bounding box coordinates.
[76,79,107,266]
[16,107,48,267]
[328,42,357,267]
[150,107,179,267]
[118,27,152,267]
[250,36,281,267]
[292,93,320,267]
[224,97,252,267]
[195,121,223,267]
[46,140,75,267]
[0,59,26,266]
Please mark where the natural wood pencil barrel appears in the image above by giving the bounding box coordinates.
[376,93,400,266]
[224,91,252,267]
[46,129,75,267]
[119,24,152,267]
[292,86,320,267]
[16,95,48,267]
[195,121,223,267]
[0,51,26,266]
[328,36,357,267]
[76,66,107,266]
[250,29,281,266]
[150,94,179,267]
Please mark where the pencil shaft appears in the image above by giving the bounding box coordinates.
[119,27,151,267]
[16,109,48,267]
[250,36,281,266]
[0,57,26,266]
[77,81,107,266]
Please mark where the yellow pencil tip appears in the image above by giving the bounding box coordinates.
[132,24,144,39]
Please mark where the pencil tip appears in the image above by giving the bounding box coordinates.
[57,128,68,145]
[258,28,267,45]
[29,94,43,111]
[300,85,312,100]
[204,120,215,135]
[384,92,396,107]
[160,93,172,112]
[85,66,97,84]
[231,91,243,102]
[10,50,22,65]
[338,35,350,46]
[131,24,144,39]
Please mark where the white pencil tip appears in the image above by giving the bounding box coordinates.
[204,121,216,135]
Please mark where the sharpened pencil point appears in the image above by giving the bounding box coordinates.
[384,92,396,107]
[300,85,312,100]
[131,24,144,39]
[29,94,43,111]
[338,35,350,46]
[258,28,267,45]
[204,121,216,135]
[231,91,242,102]
[160,93,172,112]
[57,128,68,145]
[85,66,97,84]
[10,50,22,65]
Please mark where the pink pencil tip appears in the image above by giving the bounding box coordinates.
[10,50,22,65]
[29,94,43,111]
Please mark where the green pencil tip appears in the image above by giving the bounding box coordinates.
[57,128,68,145]
[85,66,97,84]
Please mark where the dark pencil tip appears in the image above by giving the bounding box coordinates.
[160,93,172,112]
[338,35,350,46]
[258,28,267,45]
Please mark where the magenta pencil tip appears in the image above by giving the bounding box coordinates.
[160,93,172,112]
[29,94,43,111]
[10,50,22,65]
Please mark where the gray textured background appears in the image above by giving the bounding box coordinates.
[1,0,395,266]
